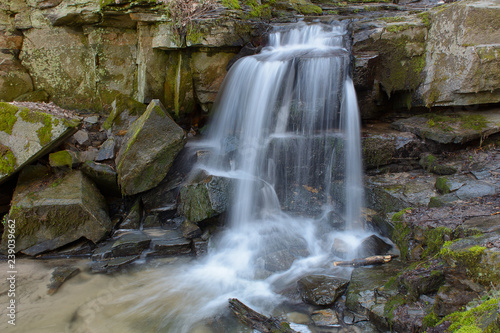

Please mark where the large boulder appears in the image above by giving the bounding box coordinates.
[115,99,186,196]
[0,102,80,184]
[1,167,112,255]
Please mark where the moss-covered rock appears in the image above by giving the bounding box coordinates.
[49,150,79,168]
[115,99,186,196]
[178,170,234,223]
[0,102,80,184]
[102,93,147,132]
[0,167,112,255]
[13,90,50,103]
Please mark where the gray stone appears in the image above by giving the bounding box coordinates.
[73,130,89,145]
[1,168,112,255]
[0,102,80,184]
[115,100,186,196]
[297,275,350,306]
[110,231,151,257]
[143,214,161,228]
[81,161,120,196]
[96,137,116,161]
[180,220,202,239]
[90,255,140,274]
[47,266,81,295]
[356,234,393,258]
[456,182,497,200]
[119,199,142,229]
[144,228,192,257]
[178,170,233,223]
[84,115,99,124]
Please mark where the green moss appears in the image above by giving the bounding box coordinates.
[49,151,74,169]
[386,24,411,33]
[380,16,409,23]
[295,3,322,15]
[384,294,406,322]
[421,226,452,258]
[418,12,431,29]
[19,108,54,146]
[0,103,19,135]
[391,207,413,222]
[440,243,488,282]
[420,113,489,132]
[441,298,499,333]
[0,144,17,175]
[435,177,451,194]
[423,311,439,329]
[392,221,411,261]
[222,0,241,9]
[460,115,488,131]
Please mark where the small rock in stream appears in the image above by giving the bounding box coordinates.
[297,275,349,306]
[47,266,81,295]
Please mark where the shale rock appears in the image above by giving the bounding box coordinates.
[297,275,349,306]
[115,99,186,196]
[1,167,112,255]
[0,102,80,183]
[81,160,120,196]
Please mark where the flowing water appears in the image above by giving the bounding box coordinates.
[130,21,369,332]
[1,22,370,333]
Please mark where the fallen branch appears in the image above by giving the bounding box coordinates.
[228,298,298,333]
[333,254,398,267]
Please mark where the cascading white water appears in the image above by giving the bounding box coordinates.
[125,21,367,332]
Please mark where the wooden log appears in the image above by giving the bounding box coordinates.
[228,298,298,333]
[332,254,398,267]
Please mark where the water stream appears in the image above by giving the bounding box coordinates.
[1,22,369,333]
[129,21,368,332]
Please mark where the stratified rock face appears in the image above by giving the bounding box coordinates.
[0,102,80,183]
[352,0,500,115]
[178,171,233,223]
[115,99,186,196]
[1,167,112,255]
[420,1,500,107]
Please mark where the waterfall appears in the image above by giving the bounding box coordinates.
[127,21,366,332]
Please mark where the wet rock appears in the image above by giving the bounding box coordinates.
[178,170,233,223]
[119,199,142,229]
[0,102,80,183]
[144,228,192,257]
[356,234,393,258]
[81,161,120,196]
[1,167,112,255]
[115,100,186,196]
[345,261,404,328]
[90,255,140,274]
[192,238,208,256]
[95,137,115,161]
[332,238,352,259]
[110,231,151,257]
[463,215,500,234]
[297,275,349,306]
[47,266,81,295]
[311,309,340,327]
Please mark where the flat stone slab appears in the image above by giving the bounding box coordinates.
[47,266,81,295]
[0,102,80,183]
[144,228,192,257]
[391,110,500,145]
